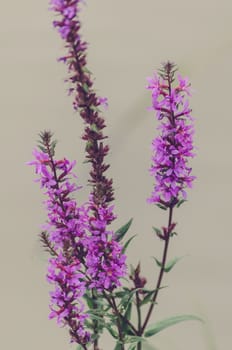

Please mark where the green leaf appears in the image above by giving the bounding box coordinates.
[90,123,99,133]
[114,342,123,350]
[128,345,137,350]
[164,256,183,272]
[144,314,203,338]
[140,286,168,306]
[140,290,156,306]
[115,218,133,241]
[82,66,92,75]
[123,301,132,321]
[125,336,145,344]
[156,203,167,210]
[88,313,104,324]
[75,346,82,350]
[119,288,139,308]
[105,324,118,339]
[90,105,101,112]
[83,293,94,309]
[176,199,187,208]
[153,257,162,268]
[122,235,136,254]
[152,256,183,272]
[82,82,89,93]
[152,227,162,238]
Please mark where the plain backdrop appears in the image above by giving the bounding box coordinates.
[1,0,232,349]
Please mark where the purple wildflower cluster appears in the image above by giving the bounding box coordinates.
[49,0,126,312]
[28,132,90,344]
[85,200,126,291]
[147,62,195,207]
[29,131,126,345]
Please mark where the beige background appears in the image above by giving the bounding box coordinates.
[1,0,232,349]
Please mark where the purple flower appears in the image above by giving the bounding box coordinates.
[147,62,195,206]
[84,198,126,291]
[47,254,90,344]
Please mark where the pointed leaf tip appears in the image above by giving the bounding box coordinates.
[164,256,184,272]
[144,314,203,338]
[115,218,133,241]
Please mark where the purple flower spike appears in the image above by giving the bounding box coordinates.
[85,198,126,291]
[47,255,90,344]
[28,131,90,345]
[50,0,114,208]
[147,62,196,207]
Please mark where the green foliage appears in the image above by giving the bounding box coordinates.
[144,314,203,338]
[115,218,133,242]
[164,256,183,272]
[153,256,183,272]
[152,227,162,237]
[113,342,122,350]
[176,199,187,208]
[122,235,136,253]
[124,335,145,344]
[128,345,137,350]
[82,82,89,93]
[156,203,167,210]
[75,346,83,350]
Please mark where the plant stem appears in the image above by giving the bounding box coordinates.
[140,206,173,334]
[111,296,125,350]
[103,291,138,336]
[92,290,100,350]
[136,291,142,350]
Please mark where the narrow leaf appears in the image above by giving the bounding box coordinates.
[140,290,156,306]
[115,218,133,242]
[122,235,136,254]
[125,336,145,344]
[105,324,118,339]
[128,345,137,350]
[156,203,167,210]
[114,342,123,350]
[152,257,162,268]
[176,199,187,208]
[164,256,183,272]
[144,314,203,338]
[82,82,89,93]
[152,256,183,273]
[152,227,162,236]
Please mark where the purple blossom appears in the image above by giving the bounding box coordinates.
[147,62,195,206]
[84,199,126,291]
[47,255,90,344]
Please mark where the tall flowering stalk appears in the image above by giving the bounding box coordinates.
[28,131,90,347]
[50,0,113,207]
[147,62,195,207]
[138,62,196,341]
